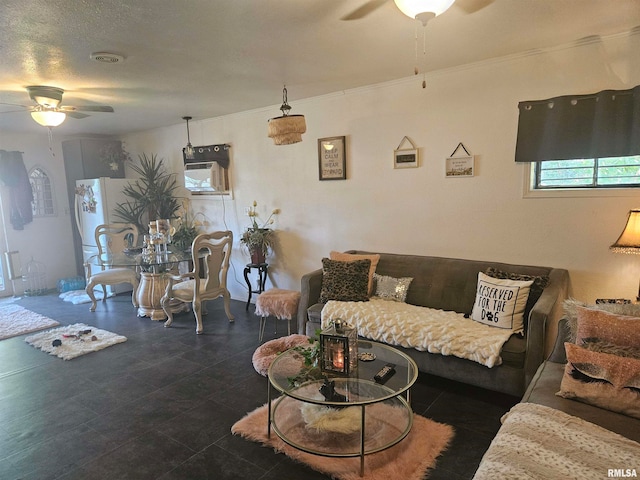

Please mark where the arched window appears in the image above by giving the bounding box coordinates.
[29,167,56,217]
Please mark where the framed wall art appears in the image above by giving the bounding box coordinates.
[318,136,346,181]
[394,136,419,169]
[445,142,474,177]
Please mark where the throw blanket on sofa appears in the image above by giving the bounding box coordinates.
[321,298,513,368]
[473,403,640,480]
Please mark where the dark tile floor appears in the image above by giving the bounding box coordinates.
[0,292,519,480]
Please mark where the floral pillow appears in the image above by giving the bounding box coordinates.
[319,258,371,304]
[557,342,640,419]
[373,273,413,303]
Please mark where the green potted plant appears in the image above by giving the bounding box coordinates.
[172,199,205,251]
[113,153,181,236]
[240,201,279,264]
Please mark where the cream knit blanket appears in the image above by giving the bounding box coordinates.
[473,403,640,480]
[321,298,513,368]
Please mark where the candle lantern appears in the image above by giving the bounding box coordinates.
[320,319,358,375]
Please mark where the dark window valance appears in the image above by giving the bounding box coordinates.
[183,144,230,169]
[515,85,640,163]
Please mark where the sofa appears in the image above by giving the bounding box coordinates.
[298,251,570,397]
[472,317,640,478]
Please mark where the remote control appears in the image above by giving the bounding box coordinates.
[374,363,396,383]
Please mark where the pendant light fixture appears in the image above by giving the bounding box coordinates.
[182,116,195,160]
[267,86,306,145]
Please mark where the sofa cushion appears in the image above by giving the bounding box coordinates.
[471,272,533,334]
[575,306,640,348]
[557,342,640,419]
[319,258,370,304]
[373,273,413,302]
[563,298,640,342]
[330,251,380,296]
[485,267,549,327]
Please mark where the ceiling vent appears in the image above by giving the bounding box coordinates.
[90,52,125,64]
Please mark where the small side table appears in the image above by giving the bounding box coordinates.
[244,262,268,310]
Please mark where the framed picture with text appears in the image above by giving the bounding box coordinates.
[318,136,346,181]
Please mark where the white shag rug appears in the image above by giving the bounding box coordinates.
[59,289,114,305]
[0,303,60,340]
[25,323,127,360]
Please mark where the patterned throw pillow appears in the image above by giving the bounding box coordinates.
[319,258,371,304]
[564,299,640,342]
[557,342,640,419]
[471,272,533,334]
[574,307,640,348]
[330,251,380,296]
[484,267,549,321]
[373,273,413,303]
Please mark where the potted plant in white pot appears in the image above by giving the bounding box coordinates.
[240,201,280,264]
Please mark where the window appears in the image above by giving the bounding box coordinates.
[29,167,55,217]
[533,156,640,189]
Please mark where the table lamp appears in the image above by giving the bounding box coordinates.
[610,209,640,301]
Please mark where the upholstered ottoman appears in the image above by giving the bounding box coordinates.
[255,288,301,343]
[252,333,310,376]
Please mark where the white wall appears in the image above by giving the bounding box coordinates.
[120,31,640,305]
[0,132,76,294]
[2,31,638,306]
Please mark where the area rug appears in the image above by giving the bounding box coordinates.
[59,289,114,305]
[25,323,127,360]
[0,303,60,340]
[232,400,454,480]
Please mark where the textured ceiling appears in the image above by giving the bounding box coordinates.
[0,0,638,136]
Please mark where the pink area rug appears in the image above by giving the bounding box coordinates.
[232,400,453,480]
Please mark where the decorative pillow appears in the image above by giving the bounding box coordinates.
[373,273,413,303]
[319,258,370,304]
[574,306,640,348]
[557,342,640,419]
[484,267,549,322]
[470,272,533,333]
[330,251,380,296]
[563,298,640,342]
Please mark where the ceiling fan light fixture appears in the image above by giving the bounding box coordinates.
[394,0,455,24]
[182,116,195,160]
[268,86,306,145]
[31,109,66,127]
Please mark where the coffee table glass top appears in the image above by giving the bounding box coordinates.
[268,340,418,405]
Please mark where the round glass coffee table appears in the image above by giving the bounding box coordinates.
[267,340,418,476]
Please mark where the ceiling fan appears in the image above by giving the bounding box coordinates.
[0,85,114,127]
[342,0,493,22]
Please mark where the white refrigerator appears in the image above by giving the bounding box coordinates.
[74,177,132,292]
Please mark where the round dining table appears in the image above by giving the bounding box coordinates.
[85,248,193,320]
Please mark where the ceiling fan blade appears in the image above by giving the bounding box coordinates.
[341,0,388,20]
[66,111,90,119]
[60,105,114,113]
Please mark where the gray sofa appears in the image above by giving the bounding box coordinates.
[298,251,570,397]
[522,317,640,442]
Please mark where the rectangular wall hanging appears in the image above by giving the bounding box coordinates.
[446,142,474,177]
[394,136,419,169]
[318,136,346,180]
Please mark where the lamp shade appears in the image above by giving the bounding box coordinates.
[31,110,66,127]
[394,0,456,22]
[267,114,307,145]
[610,209,640,254]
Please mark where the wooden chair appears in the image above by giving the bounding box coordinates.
[85,223,139,312]
[161,230,234,334]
